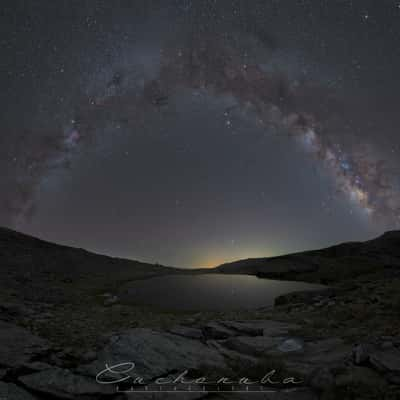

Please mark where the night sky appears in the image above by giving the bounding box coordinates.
[1,1,400,268]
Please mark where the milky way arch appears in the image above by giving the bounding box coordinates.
[6,32,400,228]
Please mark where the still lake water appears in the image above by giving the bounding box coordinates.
[123,273,325,311]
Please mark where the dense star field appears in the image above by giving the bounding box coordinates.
[1,1,400,267]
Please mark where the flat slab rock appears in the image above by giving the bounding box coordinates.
[370,348,400,373]
[303,338,351,365]
[202,320,300,340]
[168,325,204,340]
[19,367,114,399]
[0,382,37,400]
[223,335,285,356]
[202,322,238,339]
[216,335,351,382]
[220,320,300,337]
[282,338,351,374]
[82,328,227,381]
[0,321,50,368]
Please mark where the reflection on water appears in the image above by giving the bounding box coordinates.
[123,274,325,311]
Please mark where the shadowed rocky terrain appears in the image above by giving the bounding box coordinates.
[0,227,399,399]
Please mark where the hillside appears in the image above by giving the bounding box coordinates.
[214,231,400,283]
[0,226,179,304]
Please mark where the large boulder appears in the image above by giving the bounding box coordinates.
[19,367,113,399]
[82,328,227,381]
[0,321,50,369]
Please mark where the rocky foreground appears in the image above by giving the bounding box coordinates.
[0,310,399,400]
[0,228,399,399]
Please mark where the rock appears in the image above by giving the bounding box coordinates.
[310,367,334,391]
[37,312,54,319]
[392,336,400,346]
[19,367,113,399]
[104,295,119,306]
[386,372,400,385]
[276,339,349,379]
[261,320,300,337]
[55,347,75,362]
[334,366,388,400]
[223,335,283,356]
[353,344,371,365]
[0,321,50,368]
[0,382,37,400]
[202,322,236,339]
[48,354,66,368]
[370,348,400,373]
[304,338,351,365]
[0,302,35,319]
[168,325,204,340]
[274,289,336,306]
[220,320,300,337]
[381,341,394,349]
[81,328,226,381]
[206,339,258,363]
[81,350,97,363]
[335,366,385,388]
[277,338,304,353]
[219,321,264,336]
[22,361,53,372]
[380,335,395,341]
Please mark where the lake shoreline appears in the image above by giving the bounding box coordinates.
[119,273,327,311]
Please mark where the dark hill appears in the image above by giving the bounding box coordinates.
[0,227,179,303]
[214,231,400,283]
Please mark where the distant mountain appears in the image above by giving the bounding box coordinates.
[0,227,179,303]
[214,231,400,283]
